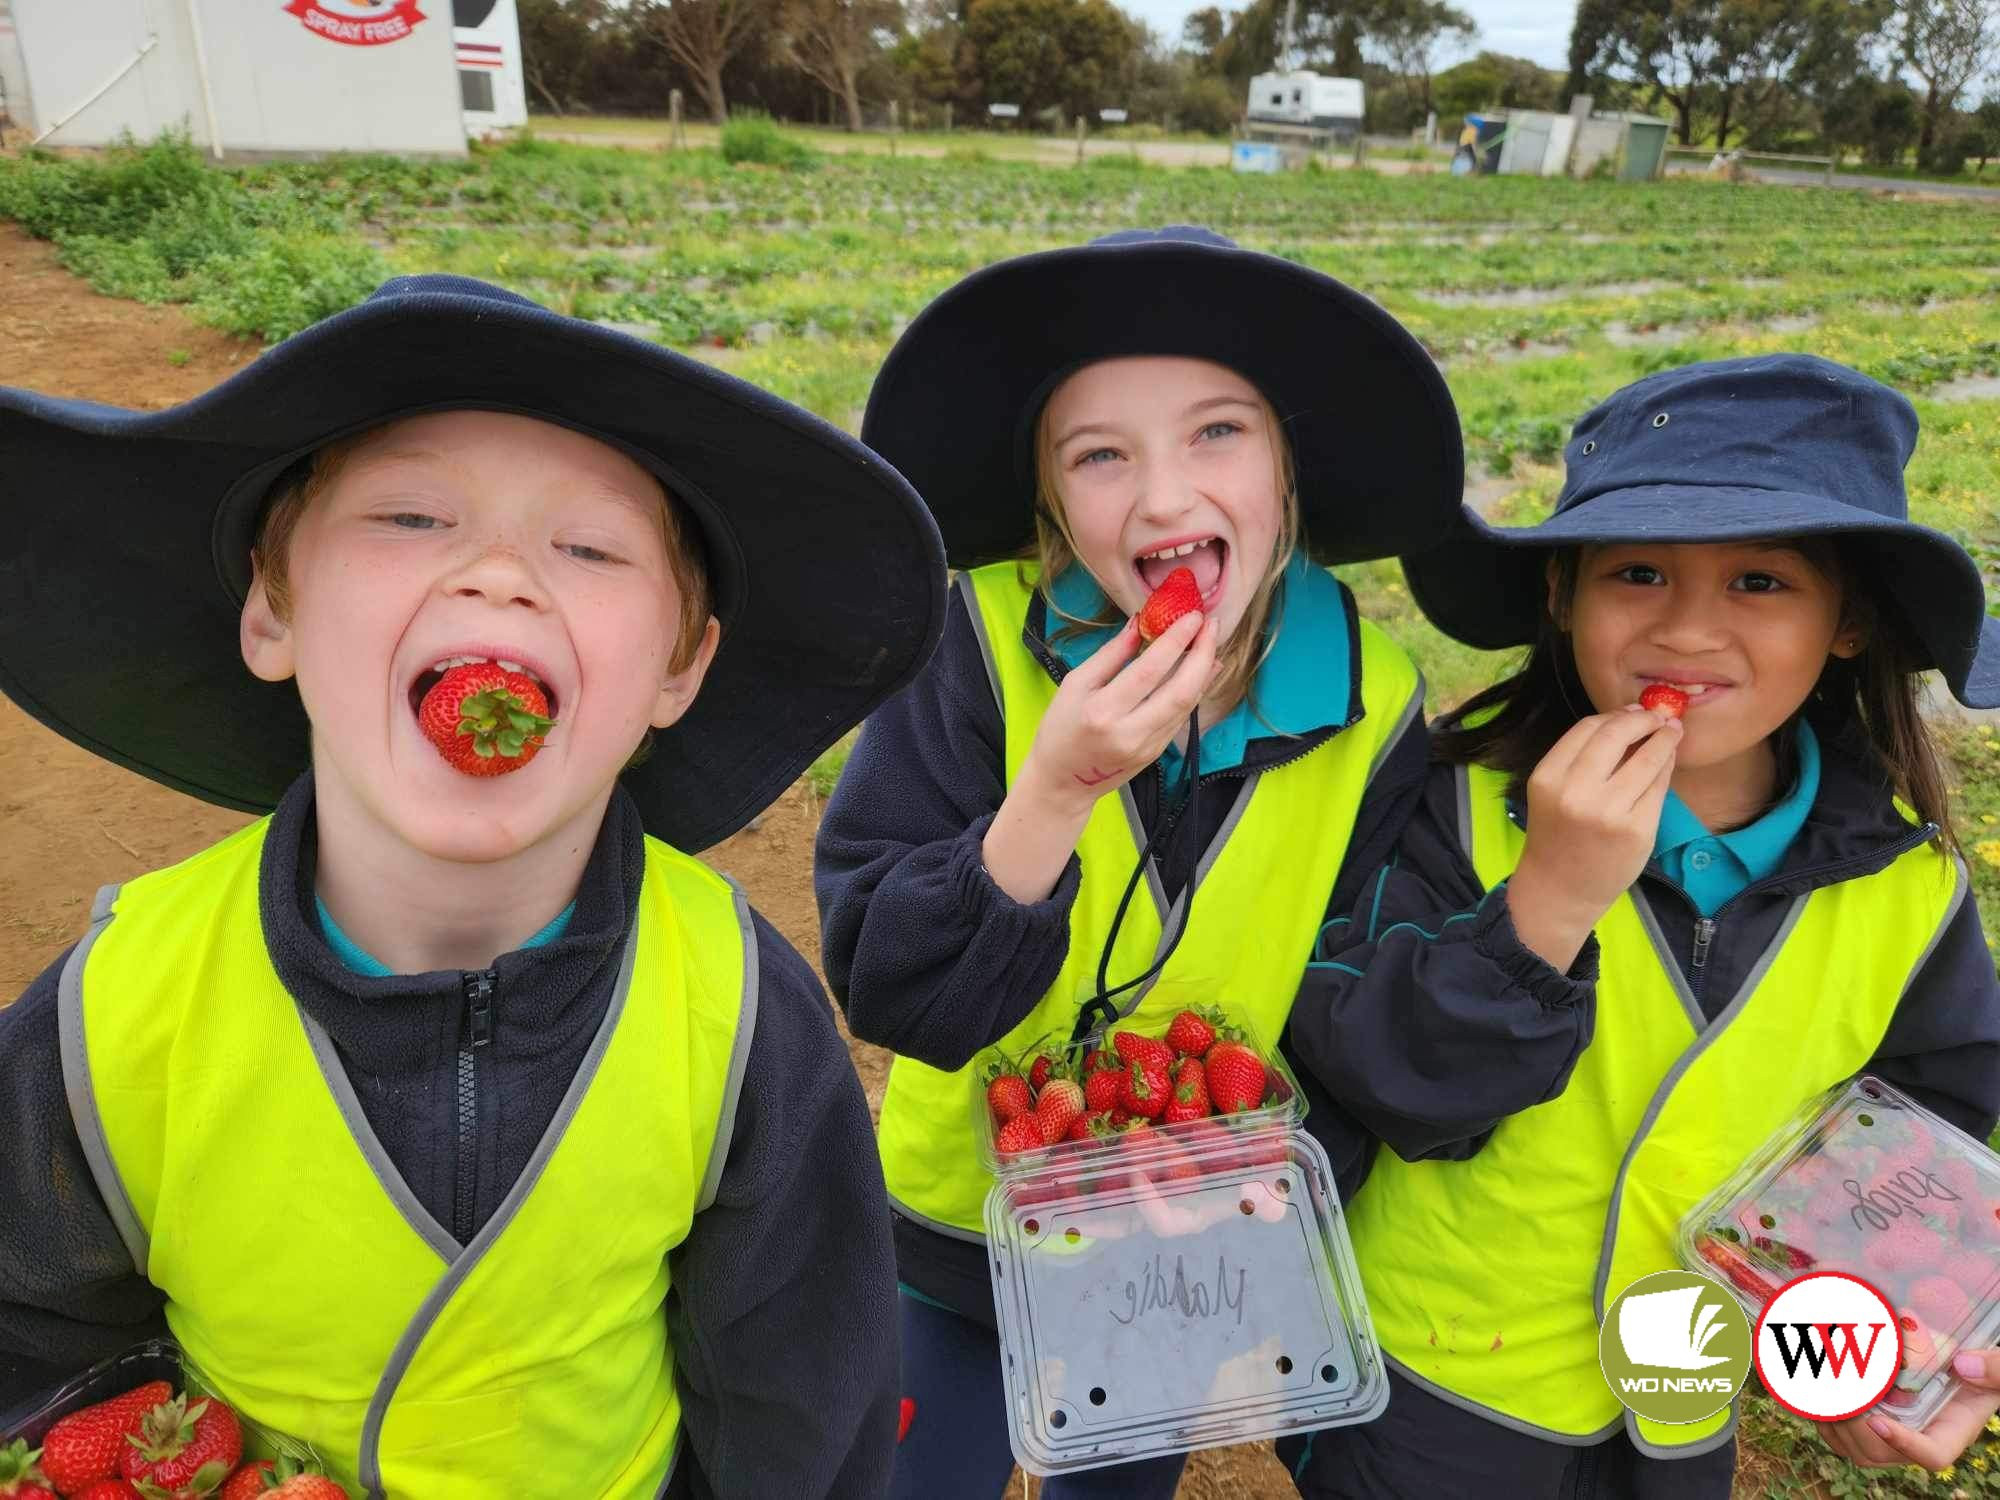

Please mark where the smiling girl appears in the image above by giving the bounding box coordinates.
[815,226,1466,1498]
[1281,354,2000,1498]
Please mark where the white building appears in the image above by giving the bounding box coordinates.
[1,0,525,157]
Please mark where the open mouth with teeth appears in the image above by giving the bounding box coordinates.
[1135,536,1227,605]
[1641,679,1726,704]
[409,654,559,721]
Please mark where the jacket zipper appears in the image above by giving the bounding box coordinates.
[453,969,498,1246]
[1655,822,1936,1002]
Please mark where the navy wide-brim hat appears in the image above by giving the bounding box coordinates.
[1402,353,2000,709]
[860,226,1465,569]
[0,275,947,851]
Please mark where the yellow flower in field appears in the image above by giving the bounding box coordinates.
[1987,1414,2000,1434]
[1973,1454,1990,1471]
[1978,840,2000,869]
[1984,814,1998,825]
[1937,1465,1955,1481]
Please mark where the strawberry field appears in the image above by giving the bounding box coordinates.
[1,131,1998,1499]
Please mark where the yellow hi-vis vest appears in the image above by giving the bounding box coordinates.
[57,818,756,1499]
[876,562,1425,1238]
[1346,760,1966,1457]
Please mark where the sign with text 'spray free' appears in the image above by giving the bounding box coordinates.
[285,0,427,45]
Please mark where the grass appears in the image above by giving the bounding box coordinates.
[1,136,1997,1494]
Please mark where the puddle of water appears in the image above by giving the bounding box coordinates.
[1927,372,2000,402]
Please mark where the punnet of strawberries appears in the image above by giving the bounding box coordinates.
[2,1377,346,1500]
[1683,1077,2000,1422]
[977,1006,1294,1168]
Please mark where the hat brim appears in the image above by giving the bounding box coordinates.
[860,239,1464,569]
[0,287,946,851]
[1403,484,2000,709]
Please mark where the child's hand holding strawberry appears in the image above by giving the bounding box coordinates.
[1503,704,1683,973]
[981,601,1216,905]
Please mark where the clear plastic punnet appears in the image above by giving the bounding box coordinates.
[972,1008,1387,1474]
[1679,1074,2000,1431]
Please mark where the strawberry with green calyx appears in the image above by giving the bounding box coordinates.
[1121,1056,1171,1120]
[1205,1039,1268,1114]
[996,1114,1046,1156]
[1067,1110,1116,1143]
[118,1394,241,1494]
[1111,1031,1173,1073]
[1083,1062,1124,1115]
[1134,567,1202,644]
[417,662,555,777]
[215,1459,346,1500]
[1163,1058,1210,1124]
[1035,1078,1085,1144]
[39,1382,175,1495]
[1164,1006,1236,1059]
[0,1440,55,1500]
[1695,1233,1780,1301]
[981,1057,1033,1125]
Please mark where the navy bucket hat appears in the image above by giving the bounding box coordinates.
[1403,353,2000,709]
[860,226,1465,569]
[0,274,948,851]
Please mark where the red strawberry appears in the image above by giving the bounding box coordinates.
[1121,1057,1171,1120]
[1164,1007,1227,1059]
[1945,1249,1999,1296]
[38,1382,174,1495]
[897,1398,915,1444]
[118,1394,242,1493]
[1027,1050,1062,1094]
[1898,1308,1940,1368]
[219,1465,277,1500]
[71,1483,142,1500]
[259,1472,348,1500]
[1164,1058,1210,1124]
[1134,566,1203,643]
[983,1064,1033,1125]
[0,1440,55,1500]
[1637,684,1688,719]
[1035,1078,1085,1144]
[1067,1109,1116,1142]
[1111,1031,1173,1071]
[1109,1108,1132,1128]
[1695,1234,1780,1301]
[1910,1274,1974,1332]
[417,662,555,777]
[1084,1063,1124,1114]
[1864,1220,1944,1277]
[1205,1040,1267,1114]
[995,1113,1046,1156]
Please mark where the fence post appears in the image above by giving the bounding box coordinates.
[1075,114,1086,163]
[889,99,899,156]
[944,101,953,133]
[669,89,686,149]
[1825,151,1836,183]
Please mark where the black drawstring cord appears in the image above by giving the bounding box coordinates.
[1069,708,1202,1048]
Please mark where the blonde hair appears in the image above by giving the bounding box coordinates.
[250,424,713,675]
[1026,387,1302,721]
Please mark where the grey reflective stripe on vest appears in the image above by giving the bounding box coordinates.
[655,1432,680,1498]
[1627,892,1711,1034]
[56,883,150,1276]
[956,573,1004,712]
[1452,764,1475,864]
[1624,1404,1740,1459]
[696,879,762,1214]
[1384,1353,1623,1446]
[1364,674,1425,789]
[300,1011,460,1263]
[358,915,646,1498]
[1590,893,1811,1327]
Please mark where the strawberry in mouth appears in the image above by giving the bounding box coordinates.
[412,655,558,776]
[1638,676,1729,715]
[1134,535,1226,611]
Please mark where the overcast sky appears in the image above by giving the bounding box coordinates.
[1125,0,1577,70]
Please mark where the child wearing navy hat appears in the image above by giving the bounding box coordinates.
[1282,353,2000,1496]
[0,275,946,1497]
[814,226,1466,1497]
